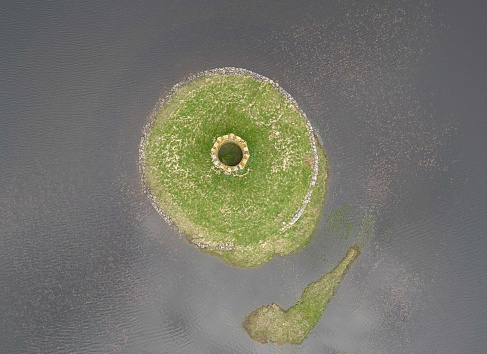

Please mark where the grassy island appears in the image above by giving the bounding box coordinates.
[244,246,360,344]
[140,68,328,267]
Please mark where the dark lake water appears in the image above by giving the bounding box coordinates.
[1,1,486,353]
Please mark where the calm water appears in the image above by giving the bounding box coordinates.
[1,1,486,353]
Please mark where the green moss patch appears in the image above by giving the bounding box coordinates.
[218,142,243,166]
[140,68,328,267]
[243,246,360,344]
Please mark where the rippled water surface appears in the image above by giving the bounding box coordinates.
[1,1,486,353]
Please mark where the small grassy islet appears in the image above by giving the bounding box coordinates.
[243,246,360,345]
[141,68,328,267]
[141,68,359,344]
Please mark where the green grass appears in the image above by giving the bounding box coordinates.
[243,246,360,344]
[218,142,243,166]
[142,70,328,267]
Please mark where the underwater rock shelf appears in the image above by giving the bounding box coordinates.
[140,68,328,267]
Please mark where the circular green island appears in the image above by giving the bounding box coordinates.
[140,68,328,267]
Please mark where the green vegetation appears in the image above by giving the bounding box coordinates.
[218,142,243,166]
[142,69,328,267]
[243,246,360,344]
[323,204,354,241]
